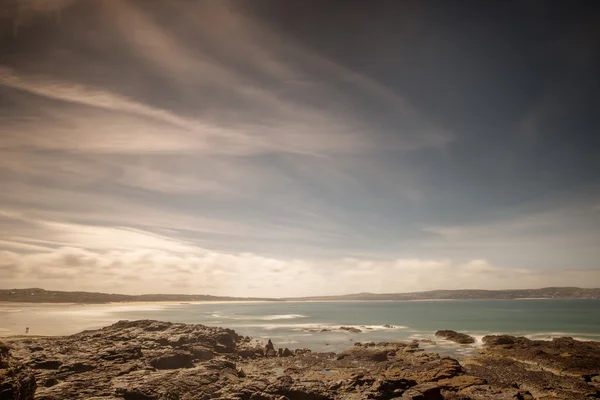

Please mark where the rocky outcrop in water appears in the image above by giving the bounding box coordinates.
[2,321,599,399]
[435,330,476,345]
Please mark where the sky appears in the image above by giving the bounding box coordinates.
[0,0,599,297]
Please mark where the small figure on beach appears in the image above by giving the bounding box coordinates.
[25,327,29,334]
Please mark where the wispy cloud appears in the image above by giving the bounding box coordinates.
[1,0,598,293]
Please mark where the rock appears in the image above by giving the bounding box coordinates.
[281,348,294,357]
[336,347,390,362]
[437,375,486,390]
[58,361,96,373]
[265,339,275,351]
[29,359,62,369]
[189,345,214,360]
[373,377,416,396]
[5,319,600,400]
[384,324,395,328]
[42,376,58,387]
[466,334,600,399]
[266,349,277,357]
[339,326,362,333]
[150,351,194,369]
[238,347,264,359]
[0,341,36,400]
[515,390,535,400]
[435,330,475,344]
[401,382,442,399]
[482,335,515,346]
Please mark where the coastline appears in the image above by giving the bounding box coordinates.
[3,299,600,345]
[2,287,599,305]
[2,320,599,399]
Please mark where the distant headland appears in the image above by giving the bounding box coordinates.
[1,287,599,304]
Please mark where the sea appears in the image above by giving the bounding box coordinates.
[2,299,599,358]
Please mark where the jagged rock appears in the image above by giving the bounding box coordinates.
[42,375,58,388]
[437,375,486,390]
[466,334,600,399]
[482,335,515,346]
[401,382,442,399]
[266,349,277,357]
[238,347,264,359]
[4,320,600,400]
[58,362,96,373]
[265,339,275,352]
[435,330,475,344]
[149,351,194,369]
[336,347,390,362]
[28,359,62,370]
[0,341,36,400]
[188,345,214,360]
[373,377,417,397]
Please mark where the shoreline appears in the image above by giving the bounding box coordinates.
[2,297,598,306]
[3,320,599,399]
[2,301,600,344]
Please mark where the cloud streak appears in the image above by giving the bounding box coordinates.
[0,0,598,294]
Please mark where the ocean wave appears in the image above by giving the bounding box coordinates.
[259,314,308,320]
[233,322,407,332]
[330,324,408,332]
[273,339,299,345]
[210,313,308,321]
[418,330,600,347]
[525,332,600,341]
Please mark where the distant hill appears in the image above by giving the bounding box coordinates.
[0,287,598,303]
[286,287,600,301]
[0,288,274,304]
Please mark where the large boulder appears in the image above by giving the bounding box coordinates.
[481,335,515,346]
[336,347,390,362]
[435,330,475,344]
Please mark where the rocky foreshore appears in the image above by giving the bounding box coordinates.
[1,320,599,400]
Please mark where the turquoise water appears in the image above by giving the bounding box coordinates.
[2,300,599,356]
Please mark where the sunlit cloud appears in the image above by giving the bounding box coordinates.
[3,246,599,297]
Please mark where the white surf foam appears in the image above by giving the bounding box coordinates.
[0,308,22,313]
[210,313,308,321]
[333,324,408,332]
[258,314,308,320]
